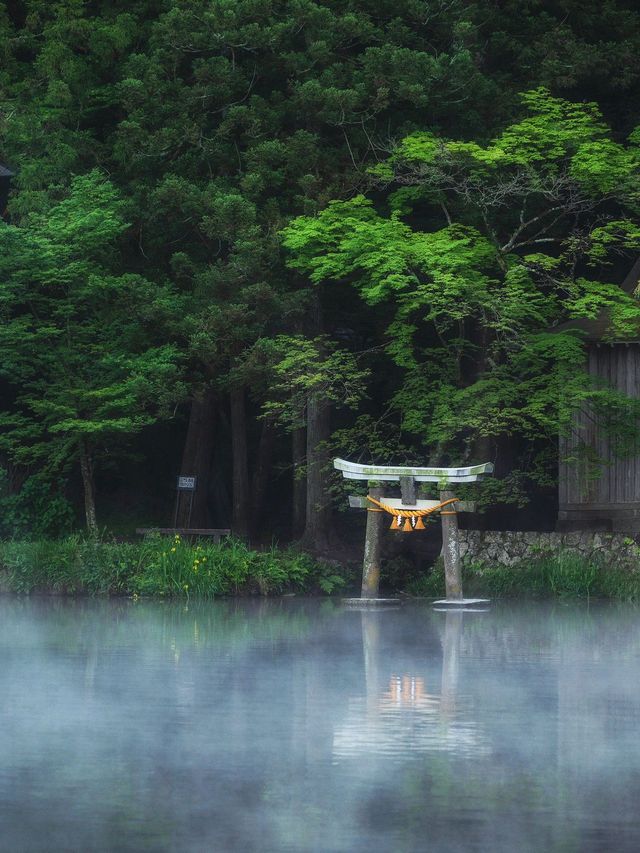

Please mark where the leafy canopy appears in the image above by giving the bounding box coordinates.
[283,90,640,479]
[0,170,184,472]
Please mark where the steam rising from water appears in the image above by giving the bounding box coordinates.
[0,597,639,851]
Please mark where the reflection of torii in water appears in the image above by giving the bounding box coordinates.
[366,609,461,715]
[332,610,490,759]
[440,609,462,717]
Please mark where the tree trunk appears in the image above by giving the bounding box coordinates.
[251,417,276,537]
[176,388,216,528]
[79,440,98,538]
[428,443,445,467]
[466,434,492,531]
[291,426,306,538]
[302,393,332,553]
[230,385,250,540]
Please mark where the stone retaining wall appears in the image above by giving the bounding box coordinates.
[459,530,640,571]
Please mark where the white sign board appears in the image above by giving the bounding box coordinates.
[177,475,197,491]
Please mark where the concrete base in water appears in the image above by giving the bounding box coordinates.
[433,598,490,606]
[342,597,401,606]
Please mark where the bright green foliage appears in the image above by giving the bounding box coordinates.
[259,335,370,430]
[0,171,184,526]
[0,534,348,597]
[283,91,640,488]
[130,535,316,598]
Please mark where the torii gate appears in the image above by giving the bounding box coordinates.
[333,458,493,602]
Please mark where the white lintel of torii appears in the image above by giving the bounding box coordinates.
[334,458,493,484]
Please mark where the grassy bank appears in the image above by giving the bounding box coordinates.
[409,552,640,602]
[0,534,351,598]
[4,538,639,602]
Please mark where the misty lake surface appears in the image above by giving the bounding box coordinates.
[1,597,640,852]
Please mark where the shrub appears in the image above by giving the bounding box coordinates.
[0,471,74,540]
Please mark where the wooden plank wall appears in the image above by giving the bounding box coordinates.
[559,344,640,511]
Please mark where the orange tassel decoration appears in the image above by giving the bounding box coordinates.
[414,516,426,530]
[402,518,412,532]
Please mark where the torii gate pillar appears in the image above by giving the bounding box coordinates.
[361,485,384,598]
[440,489,462,600]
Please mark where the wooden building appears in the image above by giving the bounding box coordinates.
[558,259,640,532]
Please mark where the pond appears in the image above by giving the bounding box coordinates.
[1,596,639,852]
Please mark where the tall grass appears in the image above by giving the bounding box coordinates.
[409,551,640,601]
[0,534,350,598]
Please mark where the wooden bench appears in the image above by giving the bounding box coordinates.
[136,527,231,544]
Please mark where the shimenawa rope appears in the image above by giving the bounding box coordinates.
[366,495,460,532]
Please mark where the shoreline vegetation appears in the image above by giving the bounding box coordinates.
[410,554,640,602]
[0,535,350,599]
[0,537,639,602]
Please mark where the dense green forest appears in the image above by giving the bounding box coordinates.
[1,0,640,551]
